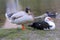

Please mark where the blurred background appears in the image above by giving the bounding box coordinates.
[0,0,60,26]
[0,0,59,27]
[0,0,6,26]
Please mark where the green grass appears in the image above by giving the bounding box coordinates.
[0,27,57,40]
[0,28,46,40]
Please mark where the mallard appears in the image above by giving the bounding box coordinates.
[5,0,34,30]
[5,7,34,30]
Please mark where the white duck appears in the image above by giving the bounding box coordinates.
[5,8,34,30]
[44,17,56,30]
[6,8,34,24]
[5,0,34,30]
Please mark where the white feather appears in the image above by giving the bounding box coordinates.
[44,17,56,30]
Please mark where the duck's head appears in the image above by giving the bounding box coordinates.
[44,17,56,30]
[25,7,31,13]
[44,17,54,22]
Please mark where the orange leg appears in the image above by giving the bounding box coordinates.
[21,24,25,30]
